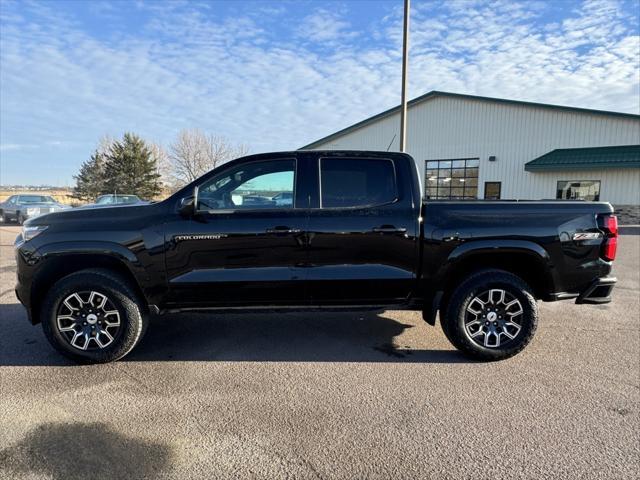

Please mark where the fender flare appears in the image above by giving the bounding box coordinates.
[36,241,142,269]
[26,241,150,324]
[445,240,556,287]
[429,239,557,315]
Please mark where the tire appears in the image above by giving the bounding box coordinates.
[41,269,148,364]
[0,210,4,224]
[442,269,538,361]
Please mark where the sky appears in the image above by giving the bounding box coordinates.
[0,0,639,186]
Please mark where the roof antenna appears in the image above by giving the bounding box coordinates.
[386,134,397,152]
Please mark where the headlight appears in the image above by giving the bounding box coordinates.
[26,207,40,216]
[22,225,48,242]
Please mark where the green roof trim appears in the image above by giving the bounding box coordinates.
[299,90,640,150]
[525,145,640,172]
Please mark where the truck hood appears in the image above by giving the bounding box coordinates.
[78,201,151,209]
[25,202,159,227]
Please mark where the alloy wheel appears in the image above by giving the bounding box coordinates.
[464,288,523,348]
[56,291,121,350]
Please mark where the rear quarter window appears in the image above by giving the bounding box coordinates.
[320,158,397,208]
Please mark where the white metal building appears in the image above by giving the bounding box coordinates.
[302,91,640,214]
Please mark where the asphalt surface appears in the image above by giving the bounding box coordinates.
[0,225,638,479]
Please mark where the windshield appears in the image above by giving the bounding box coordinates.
[20,195,55,203]
[96,195,140,204]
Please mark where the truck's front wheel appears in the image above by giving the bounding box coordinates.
[41,269,148,364]
[442,270,538,361]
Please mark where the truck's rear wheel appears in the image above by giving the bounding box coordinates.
[41,269,147,364]
[442,270,538,361]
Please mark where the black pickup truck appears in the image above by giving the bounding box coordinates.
[14,151,618,363]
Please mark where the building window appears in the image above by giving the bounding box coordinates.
[484,182,501,200]
[556,180,600,202]
[556,180,601,201]
[425,158,478,199]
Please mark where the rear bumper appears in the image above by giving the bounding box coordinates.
[575,277,616,304]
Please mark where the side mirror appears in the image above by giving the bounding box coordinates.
[179,186,200,217]
[178,196,195,217]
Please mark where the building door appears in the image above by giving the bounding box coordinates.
[484,182,501,200]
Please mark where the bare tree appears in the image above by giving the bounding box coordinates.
[168,129,249,188]
[149,141,172,190]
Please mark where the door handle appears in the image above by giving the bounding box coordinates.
[266,226,302,234]
[372,225,407,234]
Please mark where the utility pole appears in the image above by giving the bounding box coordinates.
[399,0,410,152]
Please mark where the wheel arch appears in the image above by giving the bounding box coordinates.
[445,241,554,297]
[423,241,555,325]
[30,253,147,325]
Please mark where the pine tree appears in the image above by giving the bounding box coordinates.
[72,150,105,202]
[102,133,162,199]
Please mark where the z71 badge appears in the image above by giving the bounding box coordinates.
[174,234,227,242]
[572,232,601,241]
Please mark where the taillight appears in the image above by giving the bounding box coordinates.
[602,237,617,261]
[599,214,618,261]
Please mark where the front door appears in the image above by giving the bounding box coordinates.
[305,153,419,306]
[164,155,309,307]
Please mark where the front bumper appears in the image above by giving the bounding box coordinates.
[14,236,39,324]
[575,277,617,304]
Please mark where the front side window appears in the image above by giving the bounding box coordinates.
[320,158,397,208]
[556,180,600,201]
[198,159,295,211]
[96,196,115,205]
[116,195,140,204]
[425,158,479,199]
[19,195,55,203]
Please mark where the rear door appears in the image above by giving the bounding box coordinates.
[164,154,309,307]
[305,153,420,305]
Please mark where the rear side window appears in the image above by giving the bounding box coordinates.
[320,158,397,208]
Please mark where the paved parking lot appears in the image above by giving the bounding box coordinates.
[0,225,638,479]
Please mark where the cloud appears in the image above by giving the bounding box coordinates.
[0,0,638,184]
[0,143,37,152]
[296,8,358,46]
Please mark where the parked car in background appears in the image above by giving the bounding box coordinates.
[272,191,293,206]
[240,195,276,208]
[0,194,70,224]
[80,194,148,209]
